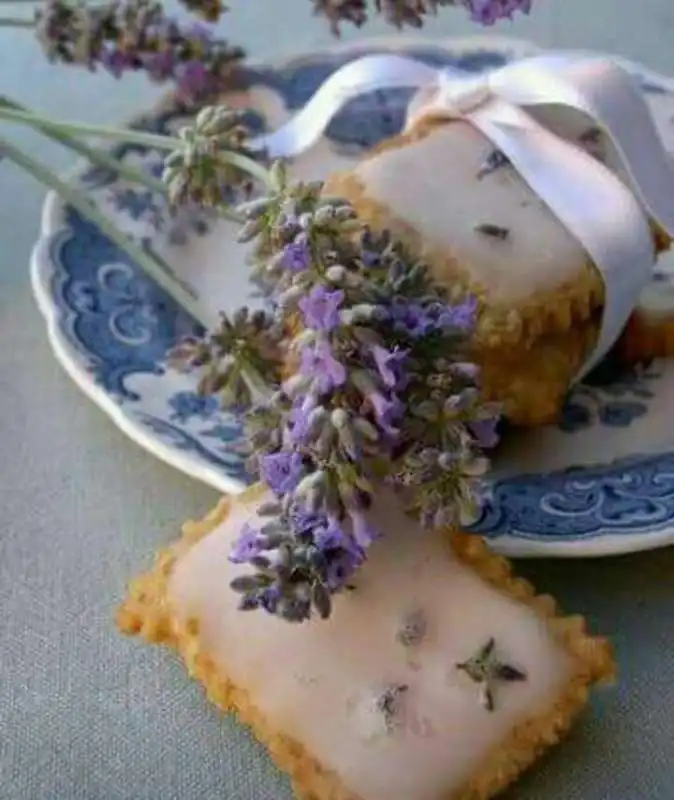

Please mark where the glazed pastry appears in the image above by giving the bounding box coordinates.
[117,486,614,800]
[322,116,670,426]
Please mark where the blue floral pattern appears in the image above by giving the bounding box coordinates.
[34,37,674,551]
[471,453,674,541]
[558,357,659,432]
[167,391,219,423]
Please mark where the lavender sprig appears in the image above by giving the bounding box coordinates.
[310,0,532,34]
[167,304,285,406]
[34,0,244,102]
[162,105,263,209]
[164,112,501,624]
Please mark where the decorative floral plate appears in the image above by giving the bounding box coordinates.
[31,35,674,558]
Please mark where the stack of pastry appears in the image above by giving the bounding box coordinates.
[323,115,671,427]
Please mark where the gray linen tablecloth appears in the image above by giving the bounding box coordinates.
[2,2,674,797]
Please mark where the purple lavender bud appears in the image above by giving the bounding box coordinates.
[313,517,348,550]
[468,418,500,449]
[229,522,266,564]
[144,50,176,81]
[299,340,347,394]
[259,450,304,495]
[100,47,134,77]
[469,0,532,23]
[368,391,404,437]
[287,395,318,444]
[324,548,364,592]
[435,297,478,330]
[238,594,260,611]
[298,285,344,331]
[371,345,408,389]
[175,59,210,99]
[281,241,311,272]
[259,585,282,614]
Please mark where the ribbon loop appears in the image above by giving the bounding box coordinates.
[249,51,674,380]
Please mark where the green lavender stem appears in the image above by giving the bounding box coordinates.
[0,106,185,149]
[0,98,168,195]
[0,16,32,25]
[0,135,209,326]
[0,105,273,188]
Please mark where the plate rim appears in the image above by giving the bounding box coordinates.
[30,33,674,557]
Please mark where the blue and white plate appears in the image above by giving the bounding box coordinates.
[31,35,674,558]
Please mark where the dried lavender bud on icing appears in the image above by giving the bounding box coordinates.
[455,638,527,712]
[477,148,511,179]
[474,223,510,240]
[396,609,428,648]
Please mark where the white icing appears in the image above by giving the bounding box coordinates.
[169,491,575,800]
[354,121,590,304]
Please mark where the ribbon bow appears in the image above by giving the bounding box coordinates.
[250,52,674,378]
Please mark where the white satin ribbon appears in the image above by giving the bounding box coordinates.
[249,52,674,379]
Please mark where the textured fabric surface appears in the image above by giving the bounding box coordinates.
[7,291,674,800]
[3,3,674,798]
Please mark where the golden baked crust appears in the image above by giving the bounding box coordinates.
[478,314,600,427]
[616,311,674,365]
[116,486,615,800]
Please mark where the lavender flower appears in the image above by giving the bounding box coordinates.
[34,0,244,102]
[281,241,312,272]
[467,0,532,25]
[309,0,532,34]
[229,522,266,563]
[371,345,408,389]
[299,340,347,394]
[365,390,404,436]
[228,505,365,621]
[260,451,304,495]
[298,285,344,331]
[469,418,500,449]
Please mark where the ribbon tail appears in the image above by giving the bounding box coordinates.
[473,101,655,379]
[247,54,440,159]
